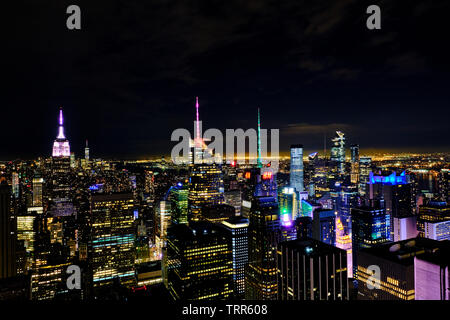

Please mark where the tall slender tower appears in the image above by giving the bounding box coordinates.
[290,145,304,193]
[188,97,224,221]
[52,108,70,158]
[257,108,262,169]
[330,131,346,175]
[51,108,71,199]
[85,140,89,161]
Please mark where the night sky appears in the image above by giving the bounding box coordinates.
[3,0,450,160]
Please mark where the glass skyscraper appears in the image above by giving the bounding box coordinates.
[290,144,304,193]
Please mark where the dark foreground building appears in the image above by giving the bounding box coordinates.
[277,238,349,300]
[165,222,233,300]
[357,238,450,300]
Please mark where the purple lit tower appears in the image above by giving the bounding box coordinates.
[52,108,71,157]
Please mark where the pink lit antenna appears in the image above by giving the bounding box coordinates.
[195,97,201,147]
[59,107,63,126]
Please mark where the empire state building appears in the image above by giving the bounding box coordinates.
[51,108,71,196]
[52,108,70,157]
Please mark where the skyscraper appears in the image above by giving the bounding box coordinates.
[155,200,172,257]
[84,140,89,161]
[89,193,136,290]
[52,108,71,159]
[358,157,372,196]
[350,144,360,184]
[168,183,189,225]
[220,217,249,299]
[330,131,346,176]
[166,222,233,300]
[290,144,304,193]
[51,108,71,200]
[0,181,16,279]
[312,209,336,246]
[246,169,280,300]
[351,200,391,279]
[277,238,349,300]
[32,173,43,207]
[188,97,225,221]
[188,163,225,221]
[357,238,450,300]
[366,171,413,241]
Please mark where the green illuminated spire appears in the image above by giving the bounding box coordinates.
[257,107,262,168]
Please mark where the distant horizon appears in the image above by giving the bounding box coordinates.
[2,147,449,163]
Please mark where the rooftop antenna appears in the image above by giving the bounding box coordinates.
[257,107,262,168]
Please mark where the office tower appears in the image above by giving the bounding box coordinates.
[417,201,450,239]
[414,242,450,300]
[332,183,357,272]
[246,169,280,300]
[351,201,391,279]
[1,182,16,279]
[166,222,233,300]
[312,158,330,199]
[85,140,90,161]
[220,217,249,299]
[330,131,346,175]
[290,144,304,193]
[357,238,450,300]
[306,152,319,197]
[332,183,356,275]
[89,193,136,289]
[279,187,298,242]
[224,190,242,216]
[277,238,349,300]
[295,216,312,239]
[31,261,71,300]
[279,187,298,222]
[32,174,43,207]
[350,144,360,184]
[201,204,235,223]
[17,214,36,265]
[168,183,188,225]
[188,162,224,221]
[358,157,372,196]
[12,172,19,199]
[155,200,171,258]
[366,171,413,241]
[334,183,358,234]
[70,152,76,168]
[312,209,336,246]
[188,143,225,221]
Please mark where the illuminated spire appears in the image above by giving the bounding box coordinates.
[195,96,201,148]
[57,107,66,139]
[52,107,70,157]
[257,107,262,168]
